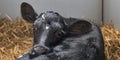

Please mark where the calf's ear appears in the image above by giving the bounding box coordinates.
[21,2,38,23]
[67,20,92,35]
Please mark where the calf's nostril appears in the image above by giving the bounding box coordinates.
[30,45,50,56]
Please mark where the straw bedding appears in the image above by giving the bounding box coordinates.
[101,24,120,60]
[0,17,120,60]
[0,17,33,60]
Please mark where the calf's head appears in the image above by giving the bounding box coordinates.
[21,2,92,56]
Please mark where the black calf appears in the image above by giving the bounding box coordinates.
[18,2,105,60]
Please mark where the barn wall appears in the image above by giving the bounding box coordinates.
[104,0,120,29]
[0,0,102,24]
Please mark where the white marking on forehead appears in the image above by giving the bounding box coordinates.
[45,26,49,29]
[42,14,45,20]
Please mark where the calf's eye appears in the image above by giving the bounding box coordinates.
[55,30,66,38]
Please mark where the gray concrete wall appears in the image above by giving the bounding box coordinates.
[0,0,102,24]
[104,0,120,29]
